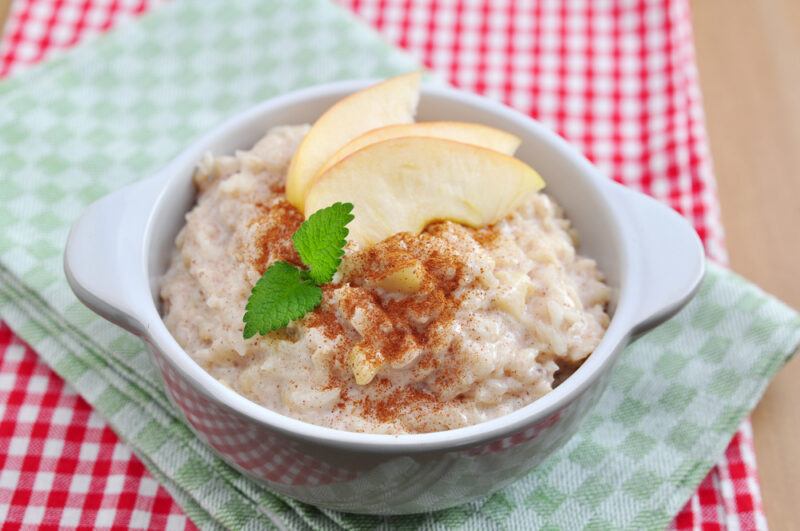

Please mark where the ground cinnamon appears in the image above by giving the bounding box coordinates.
[251,199,304,273]
[254,206,490,426]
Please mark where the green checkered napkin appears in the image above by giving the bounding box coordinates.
[0,0,798,529]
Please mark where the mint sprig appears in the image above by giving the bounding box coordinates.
[293,201,355,284]
[243,262,322,338]
[243,202,354,338]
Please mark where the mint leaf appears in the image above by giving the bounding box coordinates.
[243,261,322,339]
[292,202,354,284]
[243,202,354,338]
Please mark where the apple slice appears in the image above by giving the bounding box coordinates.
[285,72,422,210]
[304,137,546,248]
[316,121,521,176]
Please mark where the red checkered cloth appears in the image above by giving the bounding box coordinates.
[0,0,766,529]
[0,323,195,530]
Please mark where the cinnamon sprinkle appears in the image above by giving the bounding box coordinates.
[472,225,502,248]
[319,226,477,423]
[359,386,442,424]
[251,199,304,273]
[304,286,346,340]
[337,229,467,368]
[252,201,482,425]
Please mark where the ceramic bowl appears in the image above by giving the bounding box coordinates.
[64,80,705,514]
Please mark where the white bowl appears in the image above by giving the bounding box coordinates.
[64,80,704,514]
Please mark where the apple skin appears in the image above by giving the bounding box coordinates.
[315,121,521,177]
[285,72,421,210]
[304,137,546,248]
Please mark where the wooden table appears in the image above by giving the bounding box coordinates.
[691,0,800,527]
[0,0,10,41]
[0,0,797,526]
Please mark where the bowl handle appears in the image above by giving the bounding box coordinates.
[64,176,163,336]
[608,182,706,336]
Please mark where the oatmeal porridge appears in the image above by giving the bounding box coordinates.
[160,124,611,434]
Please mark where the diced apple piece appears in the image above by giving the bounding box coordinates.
[316,121,521,176]
[347,344,380,385]
[371,261,426,294]
[304,137,546,248]
[494,271,533,319]
[285,72,422,210]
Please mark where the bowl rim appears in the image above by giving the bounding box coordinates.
[137,80,647,451]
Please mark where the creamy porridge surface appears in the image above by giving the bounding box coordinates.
[160,125,611,434]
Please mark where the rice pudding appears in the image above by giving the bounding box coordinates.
[160,124,611,434]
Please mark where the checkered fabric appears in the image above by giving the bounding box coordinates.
[0,0,782,529]
[0,0,158,78]
[0,323,195,530]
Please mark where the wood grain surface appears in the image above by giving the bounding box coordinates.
[0,0,11,39]
[691,0,800,527]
